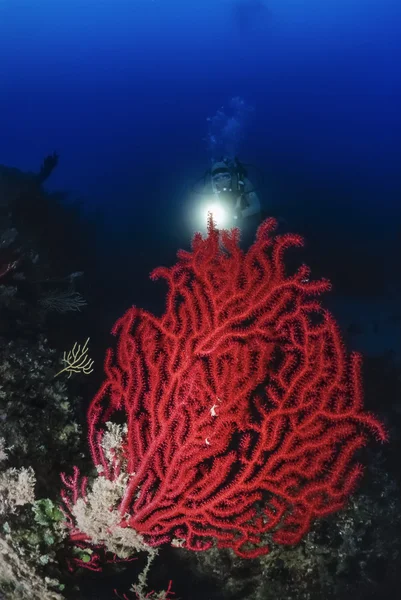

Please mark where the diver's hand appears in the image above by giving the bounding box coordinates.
[233,196,243,221]
[233,207,242,221]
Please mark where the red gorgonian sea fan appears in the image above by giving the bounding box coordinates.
[62,217,387,559]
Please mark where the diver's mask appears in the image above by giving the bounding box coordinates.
[211,167,233,196]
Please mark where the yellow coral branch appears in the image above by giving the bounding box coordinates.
[54,337,94,378]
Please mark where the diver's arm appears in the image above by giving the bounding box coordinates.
[241,178,261,218]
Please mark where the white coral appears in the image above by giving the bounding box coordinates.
[0,466,36,515]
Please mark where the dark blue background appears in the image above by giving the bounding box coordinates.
[1,0,400,354]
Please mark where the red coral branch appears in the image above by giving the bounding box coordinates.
[70,216,388,558]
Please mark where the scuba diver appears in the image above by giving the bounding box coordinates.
[192,156,262,231]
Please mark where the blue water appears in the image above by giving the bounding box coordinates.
[0,5,400,600]
[1,0,400,354]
